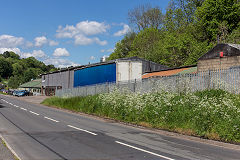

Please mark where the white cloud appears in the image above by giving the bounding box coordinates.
[90,56,96,60]
[100,48,114,53]
[0,47,31,58]
[74,34,94,45]
[95,38,107,46]
[20,52,33,58]
[34,36,59,47]
[49,40,59,46]
[34,36,48,47]
[56,20,108,46]
[44,58,79,68]
[75,21,110,36]
[53,48,70,57]
[0,47,22,55]
[114,24,130,36]
[74,34,107,46]
[56,20,110,38]
[0,47,47,59]
[0,35,24,48]
[25,41,34,48]
[18,50,47,59]
[32,50,47,58]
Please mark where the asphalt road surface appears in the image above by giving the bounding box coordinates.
[0,95,240,160]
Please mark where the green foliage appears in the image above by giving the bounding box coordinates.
[0,57,13,78]
[108,0,239,68]
[0,51,56,89]
[226,25,240,44]
[42,95,100,114]
[129,28,162,60]
[108,32,136,60]
[23,68,41,82]
[8,76,23,89]
[196,0,240,42]
[43,89,240,143]
[2,51,20,59]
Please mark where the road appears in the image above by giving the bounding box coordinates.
[0,95,239,160]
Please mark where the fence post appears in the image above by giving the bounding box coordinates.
[207,70,211,89]
[133,79,136,92]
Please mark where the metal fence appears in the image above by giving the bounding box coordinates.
[55,68,240,97]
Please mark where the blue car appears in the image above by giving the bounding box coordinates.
[13,90,20,96]
[16,90,30,97]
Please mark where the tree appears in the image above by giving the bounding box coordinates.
[2,51,20,59]
[0,57,13,78]
[226,24,240,44]
[129,28,162,61]
[8,76,23,89]
[128,4,164,31]
[108,32,136,60]
[12,62,24,76]
[196,0,240,42]
[23,68,41,82]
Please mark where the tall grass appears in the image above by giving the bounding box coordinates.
[42,89,240,143]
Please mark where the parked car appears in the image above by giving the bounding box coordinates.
[8,90,14,95]
[16,90,30,97]
[13,90,19,96]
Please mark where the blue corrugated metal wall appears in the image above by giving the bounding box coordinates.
[74,63,116,87]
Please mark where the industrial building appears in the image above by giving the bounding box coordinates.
[41,57,168,95]
[198,43,240,72]
[41,68,74,96]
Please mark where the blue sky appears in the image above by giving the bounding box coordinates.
[0,0,170,68]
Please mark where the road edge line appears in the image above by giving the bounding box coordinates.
[0,134,22,160]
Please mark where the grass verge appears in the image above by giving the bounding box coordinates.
[42,89,240,144]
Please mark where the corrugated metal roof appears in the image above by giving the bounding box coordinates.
[142,66,197,79]
[228,43,240,50]
[41,56,168,75]
[177,67,197,75]
[19,79,42,88]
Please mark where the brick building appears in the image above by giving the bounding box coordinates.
[198,43,240,72]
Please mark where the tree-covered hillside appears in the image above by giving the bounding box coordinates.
[0,51,57,88]
[108,0,240,67]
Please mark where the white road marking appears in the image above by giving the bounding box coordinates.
[44,116,59,123]
[20,107,27,111]
[115,141,175,160]
[14,105,19,108]
[29,111,40,116]
[67,125,97,136]
[9,103,13,105]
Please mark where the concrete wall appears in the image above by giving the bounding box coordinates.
[116,61,142,81]
[198,56,240,72]
[42,70,74,89]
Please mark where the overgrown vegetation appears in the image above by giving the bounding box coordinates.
[42,89,240,143]
[108,0,240,67]
[0,51,57,88]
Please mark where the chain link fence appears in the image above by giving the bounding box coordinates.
[55,68,240,98]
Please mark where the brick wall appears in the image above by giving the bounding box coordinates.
[197,56,240,72]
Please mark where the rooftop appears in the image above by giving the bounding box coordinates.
[19,79,42,88]
[142,66,197,79]
[41,56,168,75]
